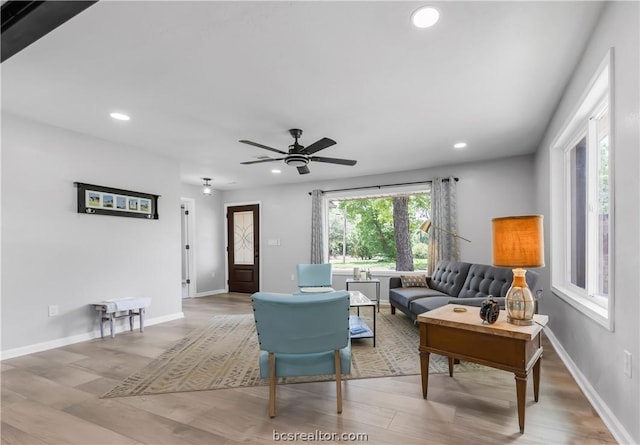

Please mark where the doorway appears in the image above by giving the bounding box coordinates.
[227,204,260,293]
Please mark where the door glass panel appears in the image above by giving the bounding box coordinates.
[234,211,254,265]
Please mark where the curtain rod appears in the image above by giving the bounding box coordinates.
[308,177,458,195]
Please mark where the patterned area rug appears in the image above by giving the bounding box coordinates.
[102,311,484,398]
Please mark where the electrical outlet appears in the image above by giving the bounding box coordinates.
[48,305,59,317]
[291,274,295,281]
[623,350,632,378]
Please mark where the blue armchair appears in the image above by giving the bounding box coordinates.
[251,290,351,417]
[296,263,334,293]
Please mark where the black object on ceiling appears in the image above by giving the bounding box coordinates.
[1,1,97,63]
[240,129,357,175]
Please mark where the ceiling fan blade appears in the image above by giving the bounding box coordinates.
[300,137,336,155]
[240,157,285,165]
[239,140,287,155]
[310,156,357,166]
[297,165,311,175]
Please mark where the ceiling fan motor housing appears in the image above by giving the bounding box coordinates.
[284,154,309,167]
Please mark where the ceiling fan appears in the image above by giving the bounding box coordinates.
[239,129,357,175]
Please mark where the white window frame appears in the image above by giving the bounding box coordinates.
[550,49,614,330]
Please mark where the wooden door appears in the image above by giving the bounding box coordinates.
[227,204,259,293]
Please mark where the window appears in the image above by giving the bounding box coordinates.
[325,186,430,272]
[551,50,613,329]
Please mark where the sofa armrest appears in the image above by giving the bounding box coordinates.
[449,297,506,308]
[389,277,402,289]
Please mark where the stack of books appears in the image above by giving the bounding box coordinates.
[350,325,368,335]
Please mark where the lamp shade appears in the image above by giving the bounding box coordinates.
[419,220,431,233]
[492,215,544,268]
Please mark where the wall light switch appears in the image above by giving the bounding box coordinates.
[48,305,59,317]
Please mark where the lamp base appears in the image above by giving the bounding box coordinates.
[505,268,536,326]
[506,315,534,326]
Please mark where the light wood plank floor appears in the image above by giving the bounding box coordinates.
[2,294,616,444]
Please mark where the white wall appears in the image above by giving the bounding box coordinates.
[1,114,183,355]
[221,154,536,296]
[535,2,639,443]
[180,183,226,295]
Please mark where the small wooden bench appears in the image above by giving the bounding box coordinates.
[92,297,151,338]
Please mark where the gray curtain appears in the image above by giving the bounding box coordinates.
[427,177,459,274]
[310,189,324,263]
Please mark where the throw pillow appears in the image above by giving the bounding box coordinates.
[400,274,428,288]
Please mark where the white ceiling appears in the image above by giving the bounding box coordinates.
[1,1,604,190]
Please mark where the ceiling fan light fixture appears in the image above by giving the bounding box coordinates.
[284,154,309,167]
[202,177,212,195]
[411,6,440,29]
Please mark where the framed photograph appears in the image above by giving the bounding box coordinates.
[75,183,160,219]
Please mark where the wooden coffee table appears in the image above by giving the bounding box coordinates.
[417,304,548,433]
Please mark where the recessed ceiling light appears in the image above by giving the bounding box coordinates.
[411,6,440,29]
[271,169,281,174]
[109,112,130,121]
[454,142,468,149]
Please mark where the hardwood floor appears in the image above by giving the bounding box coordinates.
[2,294,616,444]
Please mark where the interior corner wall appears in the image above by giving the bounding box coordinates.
[1,114,183,353]
[179,183,226,295]
[221,154,536,296]
[534,2,639,443]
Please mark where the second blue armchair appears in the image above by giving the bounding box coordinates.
[296,263,334,292]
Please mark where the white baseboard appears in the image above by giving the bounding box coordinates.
[544,327,636,445]
[194,289,227,298]
[0,312,184,361]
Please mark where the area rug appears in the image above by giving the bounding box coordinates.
[102,311,484,398]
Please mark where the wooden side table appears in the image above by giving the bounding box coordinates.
[346,278,380,312]
[417,304,548,433]
[348,291,376,347]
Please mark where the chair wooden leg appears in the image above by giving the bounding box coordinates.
[334,350,342,414]
[268,352,276,418]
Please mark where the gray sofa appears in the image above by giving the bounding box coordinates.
[389,260,539,321]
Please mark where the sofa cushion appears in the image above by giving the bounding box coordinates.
[400,274,429,288]
[389,287,447,309]
[411,296,454,315]
[524,269,540,290]
[456,265,541,300]
[457,264,514,299]
[429,261,472,296]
